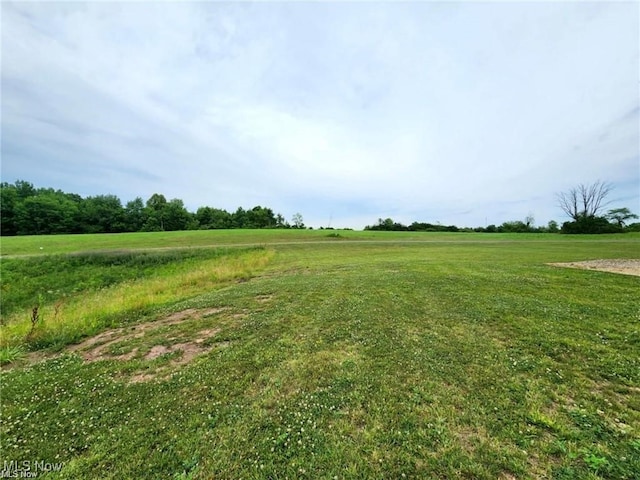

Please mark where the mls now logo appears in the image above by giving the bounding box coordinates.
[1,460,64,478]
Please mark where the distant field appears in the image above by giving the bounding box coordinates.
[1,231,638,479]
[2,229,637,256]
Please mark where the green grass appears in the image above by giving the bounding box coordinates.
[1,249,236,318]
[0,247,272,350]
[1,229,637,257]
[1,231,638,479]
[1,229,359,256]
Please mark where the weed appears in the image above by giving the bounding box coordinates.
[25,298,42,342]
[582,450,610,472]
[0,344,25,365]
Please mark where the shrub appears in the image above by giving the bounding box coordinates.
[561,216,622,234]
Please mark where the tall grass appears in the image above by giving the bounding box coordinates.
[0,248,272,349]
[1,249,239,318]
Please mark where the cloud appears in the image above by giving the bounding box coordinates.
[2,1,638,228]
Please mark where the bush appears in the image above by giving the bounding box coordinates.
[561,216,622,234]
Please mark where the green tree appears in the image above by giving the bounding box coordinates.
[275,213,288,228]
[124,197,146,232]
[246,206,277,228]
[379,218,394,230]
[232,207,247,228]
[561,216,621,234]
[146,193,167,211]
[79,195,126,233]
[499,221,530,233]
[196,207,232,229]
[143,194,168,231]
[15,193,79,235]
[605,207,638,228]
[14,180,37,199]
[0,183,19,236]
[163,199,192,231]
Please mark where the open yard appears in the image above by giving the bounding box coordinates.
[1,231,638,479]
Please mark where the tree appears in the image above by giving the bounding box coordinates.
[605,208,638,228]
[232,207,247,228]
[14,180,37,199]
[246,206,277,228]
[547,220,559,233]
[561,216,620,234]
[145,193,166,210]
[124,197,146,232]
[557,180,612,221]
[0,183,19,235]
[525,213,535,229]
[291,213,305,229]
[196,207,232,229]
[163,199,192,231]
[79,195,126,233]
[499,220,530,233]
[0,179,323,235]
[15,193,78,235]
[143,194,168,231]
[275,213,288,228]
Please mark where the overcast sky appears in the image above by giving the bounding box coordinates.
[2,1,638,229]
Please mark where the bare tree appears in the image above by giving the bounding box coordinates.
[525,213,535,228]
[556,180,612,220]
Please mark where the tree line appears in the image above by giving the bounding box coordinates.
[365,214,638,234]
[0,180,305,236]
[365,181,638,234]
[1,179,636,236]
[364,218,560,233]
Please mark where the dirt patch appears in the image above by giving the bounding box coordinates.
[68,307,229,357]
[141,336,221,364]
[456,427,480,454]
[548,259,640,277]
[67,308,225,372]
[128,337,231,384]
[145,345,171,360]
[5,307,235,376]
[69,308,233,383]
[129,373,156,383]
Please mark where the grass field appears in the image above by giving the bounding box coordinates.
[1,230,639,479]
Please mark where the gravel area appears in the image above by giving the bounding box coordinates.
[549,259,640,277]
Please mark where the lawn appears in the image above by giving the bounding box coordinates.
[1,231,638,479]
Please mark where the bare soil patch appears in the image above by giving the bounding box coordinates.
[66,308,234,384]
[548,259,640,277]
[6,307,237,377]
[67,307,228,363]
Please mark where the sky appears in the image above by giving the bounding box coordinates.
[2,1,639,230]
